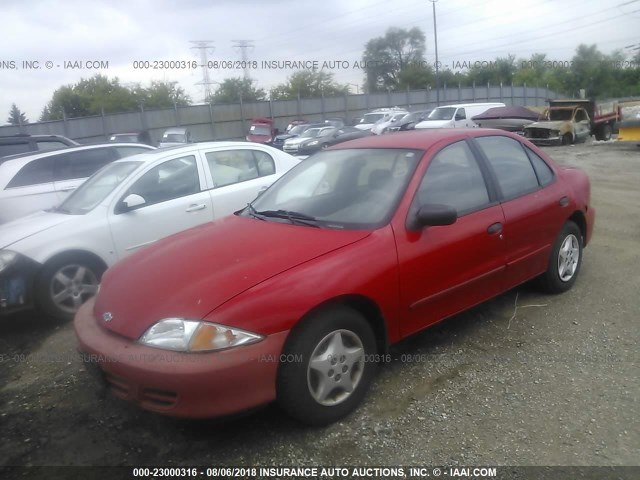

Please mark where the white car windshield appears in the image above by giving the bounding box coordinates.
[428,107,456,120]
[55,161,142,215]
[361,113,386,124]
[246,148,421,229]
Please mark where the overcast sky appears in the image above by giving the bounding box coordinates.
[1,0,638,122]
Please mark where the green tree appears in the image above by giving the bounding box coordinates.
[7,103,28,125]
[362,27,429,91]
[207,77,266,103]
[270,70,348,100]
[134,80,191,109]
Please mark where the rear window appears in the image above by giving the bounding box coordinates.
[0,142,31,157]
[6,156,55,188]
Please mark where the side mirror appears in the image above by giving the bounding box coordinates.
[117,193,146,213]
[408,204,457,230]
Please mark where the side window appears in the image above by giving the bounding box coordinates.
[0,142,31,157]
[125,155,199,207]
[114,146,152,158]
[205,150,263,188]
[6,156,56,188]
[417,140,489,215]
[574,109,587,122]
[476,136,539,199]
[456,108,466,120]
[55,148,115,181]
[36,140,69,152]
[525,147,554,187]
[253,150,276,176]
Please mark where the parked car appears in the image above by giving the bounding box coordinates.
[0,143,299,320]
[355,108,407,131]
[108,131,153,146]
[0,134,78,158]
[285,119,308,133]
[297,126,373,155]
[387,110,432,132]
[74,129,594,425]
[0,143,155,224]
[272,123,326,150]
[159,127,193,148]
[415,103,505,129]
[246,118,278,145]
[282,126,335,154]
[371,111,410,135]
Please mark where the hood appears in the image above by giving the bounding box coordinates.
[284,136,312,146]
[415,120,453,129]
[0,211,73,249]
[95,215,371,340]
[525,120,565,131]
[275,134,295,141]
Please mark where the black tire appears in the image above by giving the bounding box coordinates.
[36,254,106,321]
[538,221,583,294]
[562,133,573,146]
[596,124,612,141]
[276,307,378,426]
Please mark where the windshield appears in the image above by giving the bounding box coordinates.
[288,125,307,135]
[245,148,421,229]
[250,125,271,136]
[546,109,574,121]
[162,134,186,142]
[428,107,456,120]
[301,128,322,138]
[318,128,336,137]
[57,161,142,214]
[361,113,386,124]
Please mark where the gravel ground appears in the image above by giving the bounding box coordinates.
[0,140,638,473]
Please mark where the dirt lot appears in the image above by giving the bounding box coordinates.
[0,140,638,472]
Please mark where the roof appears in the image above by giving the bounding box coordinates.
[330,128,520,151]
[472,106,540,121]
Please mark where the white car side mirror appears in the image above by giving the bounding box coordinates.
[123,193,146,209]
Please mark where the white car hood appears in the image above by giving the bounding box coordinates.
[415,119,453,129]
[0,211,73,249]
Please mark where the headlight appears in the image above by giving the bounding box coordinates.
[551,130,560,137]
[0,251,18,273]
[139,318,263,352]
[307,140,319,146]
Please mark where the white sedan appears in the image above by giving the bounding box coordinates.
[0,142,299,320]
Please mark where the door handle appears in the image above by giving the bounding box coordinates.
[185,204,206,212]
[487,222,503,234]
[559,196,569,207]
[258,185,269,193]
[59,187,76,192]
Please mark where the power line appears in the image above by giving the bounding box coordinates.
[190,40,216,102]
[232,40,255,80]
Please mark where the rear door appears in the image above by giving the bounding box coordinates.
[396,139,507,336]
[473,135,569,287]
[201,147,279,219]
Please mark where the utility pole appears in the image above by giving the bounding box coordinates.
[232,40,255,80]
[429,0,440,106]
[190,40,216,102]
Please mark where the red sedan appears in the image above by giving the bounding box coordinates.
[75,129,595,425]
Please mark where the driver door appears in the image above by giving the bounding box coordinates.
[453,108,468,128]
[108,153,213,258]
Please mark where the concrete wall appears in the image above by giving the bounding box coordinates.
[2,84,561,144]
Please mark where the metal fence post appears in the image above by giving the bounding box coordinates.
[458,83,462,102]
[487,81,490,101]
[321,90,325,119]
[62,108,70,138]
[524,82,528,106]
[174,102,180,127]
[208,102,215,140]
[406,86,410,108]
[511,82,515,106]
[344,92,349,124]
[472,81,476,102]
[239,91,246,136]
[101,107,107,140]
[500,82,503,103]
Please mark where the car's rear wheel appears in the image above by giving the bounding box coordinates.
[276,307,378,425]
[562,133,573,145]
[36,254,105,321]
[538,221,583,294]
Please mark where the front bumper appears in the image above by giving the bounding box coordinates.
[74,299,290,418]
[0,254,40,316]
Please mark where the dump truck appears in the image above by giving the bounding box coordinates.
[523,99,620,146]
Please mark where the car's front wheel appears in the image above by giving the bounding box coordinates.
[276,307,378,426]
[36,254,105,321]
[538,221,583,294]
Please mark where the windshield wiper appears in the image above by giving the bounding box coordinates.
[47,205,71,214]
[245,202,266,221]
[255,209,320,227]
